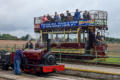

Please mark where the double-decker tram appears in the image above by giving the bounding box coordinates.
[34,10,108,60]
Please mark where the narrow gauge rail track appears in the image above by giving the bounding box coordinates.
[61,60,120,68]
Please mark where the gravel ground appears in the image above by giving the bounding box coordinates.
[0,78,10,80]
[61,63,120,74]
[0,70,93,80]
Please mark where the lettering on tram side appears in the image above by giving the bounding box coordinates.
[40,20,95,29]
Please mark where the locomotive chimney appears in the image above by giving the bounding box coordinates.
[47,39,51,52]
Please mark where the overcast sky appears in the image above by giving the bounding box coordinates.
[0,0,120,38]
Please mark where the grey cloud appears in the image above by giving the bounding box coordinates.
[0,0,120,38]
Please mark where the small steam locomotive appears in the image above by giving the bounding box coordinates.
[0,39,64,74]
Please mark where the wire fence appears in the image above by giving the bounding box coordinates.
[55,50,120,65]
[0,44,25,52]
[0,44,120,65]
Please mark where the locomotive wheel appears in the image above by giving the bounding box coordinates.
[42,52,56,65]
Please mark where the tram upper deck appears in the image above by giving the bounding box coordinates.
[34,10,108,32]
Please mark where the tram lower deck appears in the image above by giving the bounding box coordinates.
[35,42,107,60]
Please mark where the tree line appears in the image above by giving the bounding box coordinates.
[0,33,120,43]
[105,37,120,43]
[0,34,35,40]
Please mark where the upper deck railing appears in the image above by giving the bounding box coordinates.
[34,10,108,30]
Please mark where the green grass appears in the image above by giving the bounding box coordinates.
[104,57,120,64]
[89,57,120,64]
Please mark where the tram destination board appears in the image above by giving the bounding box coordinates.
[40,19,95,29]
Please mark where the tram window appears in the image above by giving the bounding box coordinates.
[58,34,65,42]
[85,33,88,40]
[81,33,83,42]
[51,34,63,43]
[52,34,58,42]
[36,33,41,43]
[48,34,51,39]
[79,33,88,43]
[65,34,72,42]
[71,34,77,42]
[49,33,78,43]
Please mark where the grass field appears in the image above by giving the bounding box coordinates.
[0,40,27,47]
[0,40,35,51]
[107,43,120,52]
[107,43,120,56]
[0,40,120,55]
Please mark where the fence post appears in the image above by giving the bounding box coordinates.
[96,50,98,64]
[22,44,24,49]
[12,47,13,52]
[14,44,16,51]
[60,53,62,63]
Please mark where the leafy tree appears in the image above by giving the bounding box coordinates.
[20,34,31,40]
[0,34,18,40]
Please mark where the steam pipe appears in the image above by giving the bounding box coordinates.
[47,39,51,52]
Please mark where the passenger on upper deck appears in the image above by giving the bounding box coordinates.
[66,10,73,21]
[41,10,93,23]
[87,12,91,20]
[47,14,54,23]
[60,13,66,22]
[83,11,88,19]
[42,15,48,23]
[54,12,61,22]
[83,11,91,20]
[74,9,81,21]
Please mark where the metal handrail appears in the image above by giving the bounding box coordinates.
[34,10,108,27]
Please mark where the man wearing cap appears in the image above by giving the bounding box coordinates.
[14,49,23,75]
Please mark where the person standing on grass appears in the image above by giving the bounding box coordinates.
[14,49,23,75]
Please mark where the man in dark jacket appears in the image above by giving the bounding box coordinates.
[66,10,73,21]
[25,40,33,49]
[14,49,23,75]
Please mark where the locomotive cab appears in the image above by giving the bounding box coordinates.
[9,39,64,74]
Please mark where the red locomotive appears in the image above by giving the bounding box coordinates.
[0,40,64,74]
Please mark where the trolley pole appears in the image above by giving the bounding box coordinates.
[64,29,66,42]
